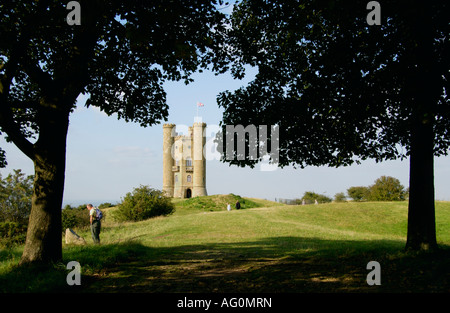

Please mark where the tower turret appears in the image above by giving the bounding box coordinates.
[162,124,175,197]
[193,122,207,197]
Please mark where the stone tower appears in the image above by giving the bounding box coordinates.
[162,123,207,198]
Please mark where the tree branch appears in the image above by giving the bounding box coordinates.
[0,102,35,160]
[21,61,54,97]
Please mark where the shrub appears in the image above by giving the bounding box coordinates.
[368,176,406,201]
[0,221,27,248]
[113,185,175,222]
[334,192,347,202]
[61,204,90,231]
[0,169,33,223]
[347,176,407,202]
[347,186,370,201]
[302,191,332,204]
[98,202,116,209]
[0,169,32,247]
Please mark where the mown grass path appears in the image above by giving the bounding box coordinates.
[75,199,450,293]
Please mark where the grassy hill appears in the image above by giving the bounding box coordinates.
[170,193,280,215]
[1,196,450,293]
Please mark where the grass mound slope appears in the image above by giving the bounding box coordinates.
[1,198,449,293]
[172,193,276,214]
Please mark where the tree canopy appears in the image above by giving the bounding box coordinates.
[369,176,407,201]
[218,0,449,166]
[347,176,407,202]
[217,0,449,250]
[0,0,229,161]
[0,0,229,264]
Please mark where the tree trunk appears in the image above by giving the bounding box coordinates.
[20,105,70,265]
[406,118,437,251]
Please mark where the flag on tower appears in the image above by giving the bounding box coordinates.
[195,102,204,121]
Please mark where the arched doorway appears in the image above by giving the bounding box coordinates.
[186,188,192,198]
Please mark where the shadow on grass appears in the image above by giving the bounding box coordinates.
[67,237,450,293]
[2,237,449,293]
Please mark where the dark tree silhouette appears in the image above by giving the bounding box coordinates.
[217,0,449,251]
[0,0,229,264]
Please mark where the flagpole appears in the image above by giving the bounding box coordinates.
[196,101,204,122]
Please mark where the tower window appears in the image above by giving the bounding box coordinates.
[186,158,192,167]
[187,175,192,182]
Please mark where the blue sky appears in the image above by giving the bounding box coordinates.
[1,66,450,206]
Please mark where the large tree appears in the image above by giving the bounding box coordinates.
[217,0,449,250]
[0,0,229,264]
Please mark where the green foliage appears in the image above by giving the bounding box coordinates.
[302,191,332,204]
[347,176,406,202]
[98,202,116,209]
[61,204,90,231]
[0,169,33,223]
[0,169,33,247]
[347,186,371,202]
[114,186,175,222]
[0,221,27,248]
[368,176,406,201]
[334,192,347,202]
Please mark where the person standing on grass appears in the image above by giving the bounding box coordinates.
[87,204,101,244]
[235,201,241,210]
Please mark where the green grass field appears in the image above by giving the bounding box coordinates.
[1,195,450,293]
